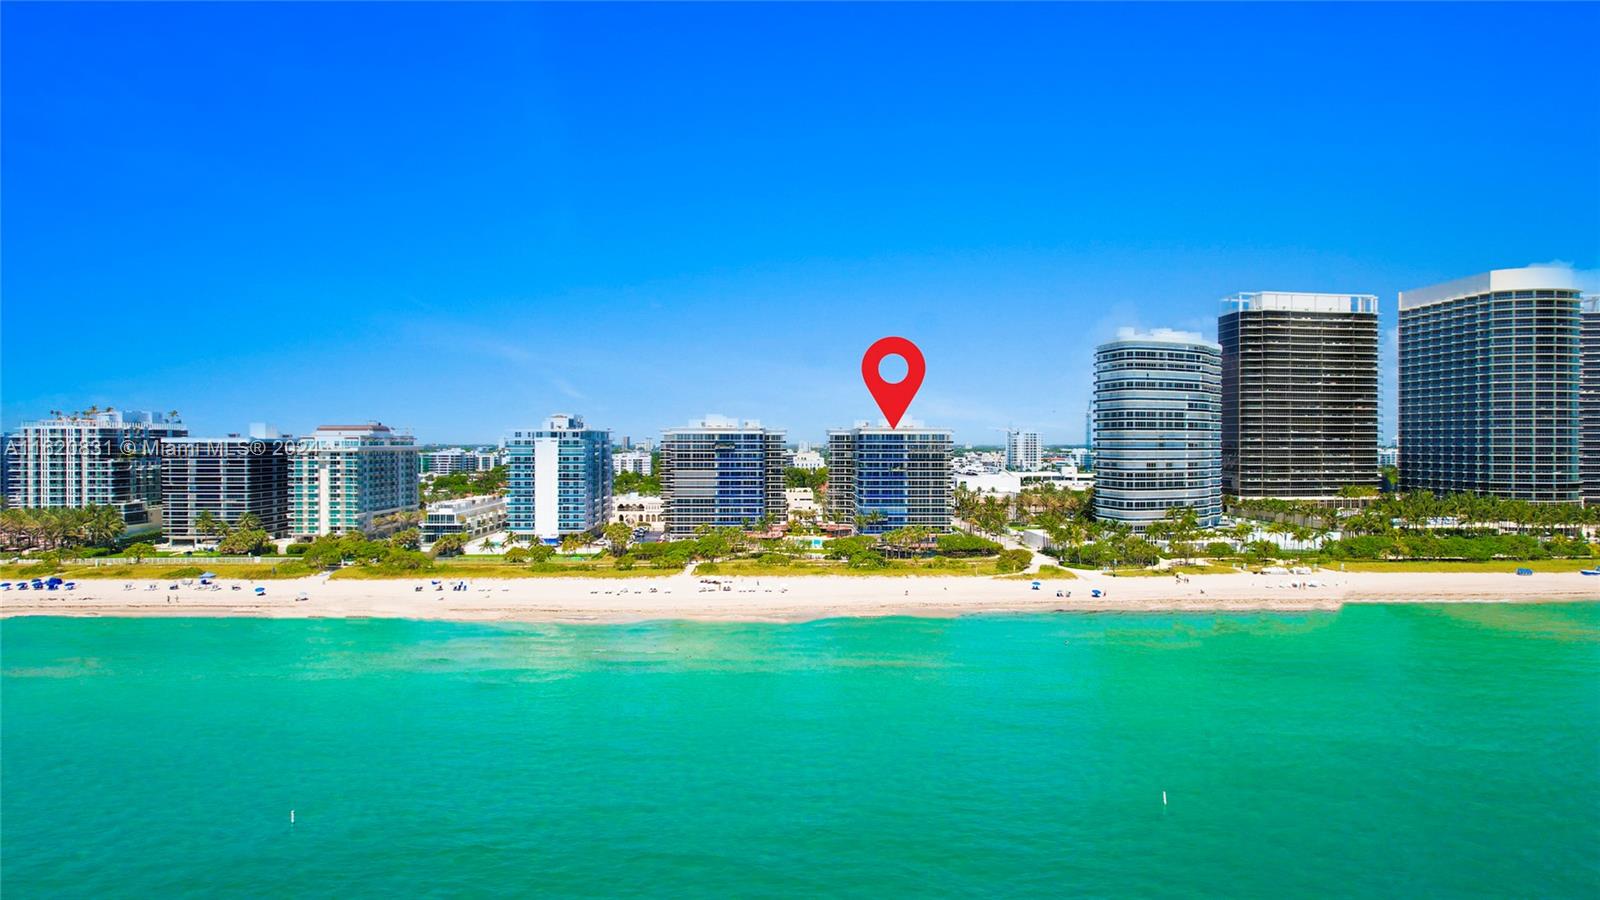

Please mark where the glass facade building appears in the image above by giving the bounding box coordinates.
[505,414,612,542]
[5,410,186,523]
[289,423,419,537]
[659,417,786,538]
[1219,291,1379,500]
[1398,267,1582,503]
[1092,332,1222,530]
[1582,298,1599,506]
[826,425,953,534]
[161,431,292,544]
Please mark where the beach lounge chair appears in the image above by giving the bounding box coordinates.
[1515,568,1534,576]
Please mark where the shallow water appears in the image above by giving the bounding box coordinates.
[3,604,1598,897]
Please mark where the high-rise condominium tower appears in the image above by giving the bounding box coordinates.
[6,409,186,523]
[1399,266,1582,503]
[827,424,953,534]
[505,413,613,542]
[659,417,787,538]
[289,423,419,537]
[1005,429,1041,471]
[161,425,292,544]
[1219,291,1379,500]
[1092,331,1222,530]
[1581,297,1599,506]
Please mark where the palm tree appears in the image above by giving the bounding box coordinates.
[603,522,632,556]
[84,505,125,548]
[1231,520,1254,546]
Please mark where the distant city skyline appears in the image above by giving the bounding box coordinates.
[2,3,1596,444]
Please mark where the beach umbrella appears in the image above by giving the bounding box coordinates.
[199,572,217,579]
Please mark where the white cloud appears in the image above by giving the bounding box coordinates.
[1114,326,1207,343]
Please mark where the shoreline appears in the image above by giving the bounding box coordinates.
[3,570,1598,624]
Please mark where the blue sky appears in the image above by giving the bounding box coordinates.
[3,2,1596,445]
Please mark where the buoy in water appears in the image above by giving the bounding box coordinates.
[1162,791,1168,806]
[290,809,296,824]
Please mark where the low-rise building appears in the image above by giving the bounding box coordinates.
[789,444,826,471]
[421,448,473,475]
[472,449,501,472]
[420,494,506,546]
[953,449,1005,476]
[611,492,664,529]
[784,487,819,517]
[956,469,1094,497]
[613,449,654,476]
[1377,446,1399,471]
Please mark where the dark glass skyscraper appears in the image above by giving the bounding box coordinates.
[161,430,292,544]
[1219,292,1379,500]
[1582,298,1599,506]
[1398,267,1583,503]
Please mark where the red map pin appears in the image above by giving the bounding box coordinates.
[861,336,926,429]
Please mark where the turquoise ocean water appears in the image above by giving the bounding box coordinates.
[3,604,1598,897]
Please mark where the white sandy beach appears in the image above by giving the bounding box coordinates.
[3,569,1598,623]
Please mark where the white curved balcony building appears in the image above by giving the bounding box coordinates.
[1092,330,1222,530]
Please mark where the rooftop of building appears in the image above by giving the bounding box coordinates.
[316,422,394,433]
[1400,265,1584,310]
[425,494,505,512]
[830,420,951,436]
[664,415,781,434]
[1223,291,1378,314]
[20,409,181,427]
[165,434,292,444]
